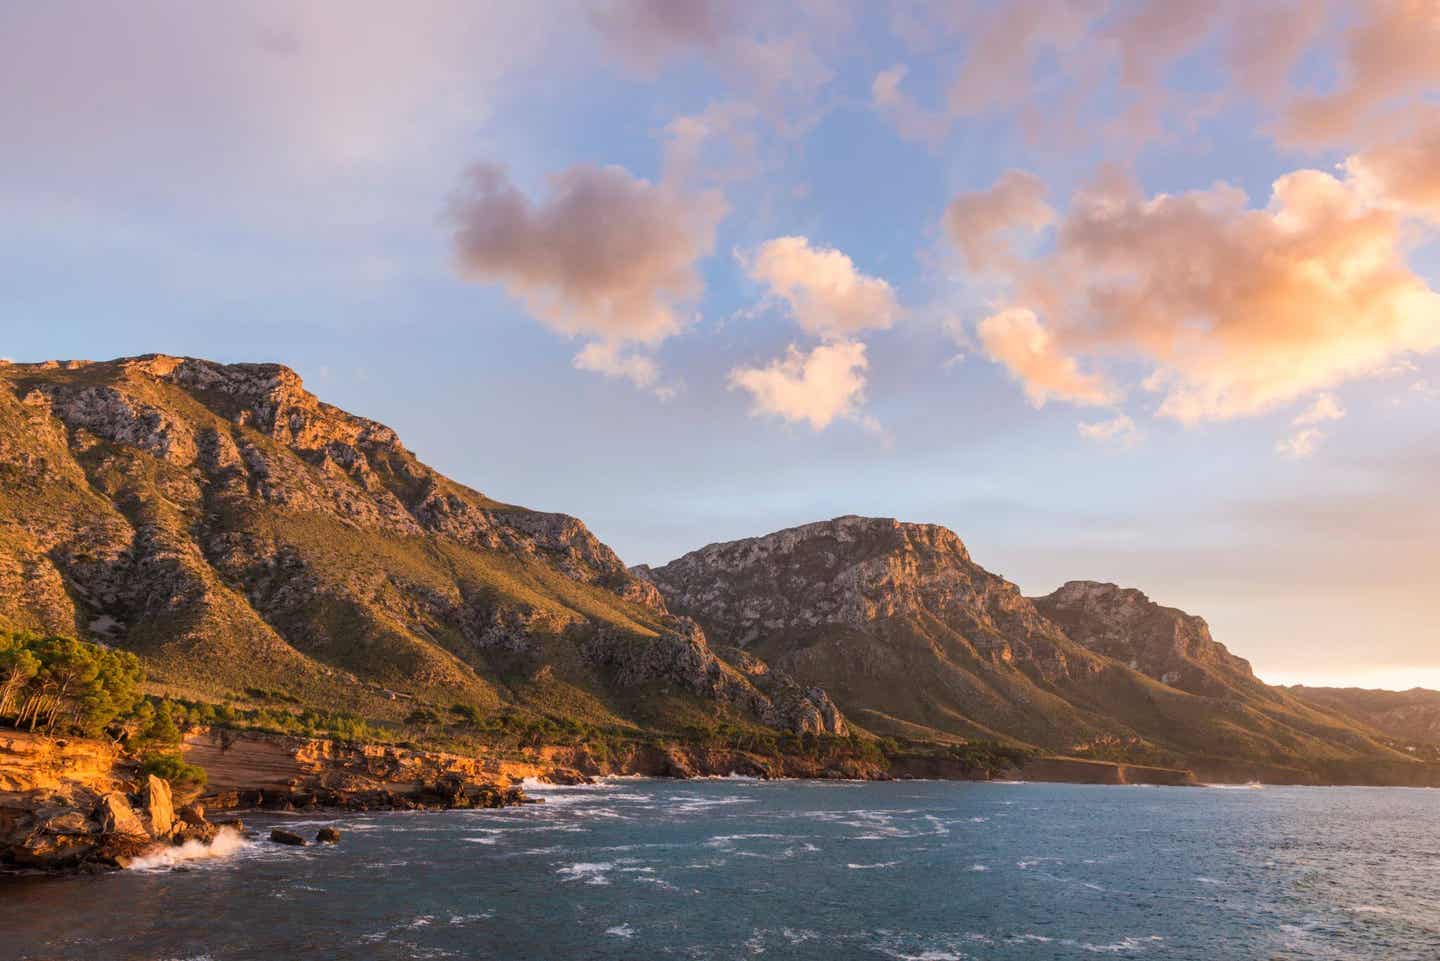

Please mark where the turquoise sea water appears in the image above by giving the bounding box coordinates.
[3,779,1437,960]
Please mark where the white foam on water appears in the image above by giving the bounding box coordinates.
[1080,935,1164,953]
[557,861,615,885]
[968,864,990,872]
[847,860,901,870]
[123,827,253,871]
[1194,876,1225,885]
[448,913,494,925]
[605,923,635,939]
[461,836,499,845]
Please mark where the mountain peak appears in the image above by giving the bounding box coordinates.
[1033,579,1252,693]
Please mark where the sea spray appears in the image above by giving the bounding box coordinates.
[123,827,252,871]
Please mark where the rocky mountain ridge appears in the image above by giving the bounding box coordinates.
[1,355,1431,786]
[0,355,841,738]
[640,516,1424,781]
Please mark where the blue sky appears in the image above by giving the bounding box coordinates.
[3,1,1439,688]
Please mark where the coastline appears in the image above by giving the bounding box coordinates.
[9,724,1440,877]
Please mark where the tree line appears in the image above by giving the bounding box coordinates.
[0,630,144,736]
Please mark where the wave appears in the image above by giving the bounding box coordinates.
[846,860,901,870]
[123,827,252,871]
[556,861,614,885]
[604,923,635,939]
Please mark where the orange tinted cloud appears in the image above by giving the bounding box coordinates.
[729,340,870,429]
[744,237,902,339]
[977,307,1119,407]
[1344,117,1440,223]
[1282,0,1440,146]
[945,170,1054,273]
[956,166,1440,422]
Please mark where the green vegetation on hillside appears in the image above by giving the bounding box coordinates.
[0,630,144,735]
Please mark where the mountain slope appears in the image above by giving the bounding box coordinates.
[639,516,1422,781]
[0,355,841,736]
[1287,686,1440,749]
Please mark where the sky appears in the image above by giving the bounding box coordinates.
[2,0,1439,690]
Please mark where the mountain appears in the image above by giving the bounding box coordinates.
[4,356,1433,785]
[0,355,842,737]
[1287,686,1440,750]
[638,516,1428,783]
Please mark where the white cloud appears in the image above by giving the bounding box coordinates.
[1277,426,1327,459]
[1077,414,1141,447]
[729,340,869,429]
[1292,393,1346,426]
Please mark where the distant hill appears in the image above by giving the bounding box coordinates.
[0,356,842,738]
[639,516,1430,783]
[1287,686,1440,749]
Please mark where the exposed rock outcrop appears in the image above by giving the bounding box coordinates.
[1032,581,1256,695]
[0,731,221,872]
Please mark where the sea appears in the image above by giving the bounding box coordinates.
[2,778,1437,960]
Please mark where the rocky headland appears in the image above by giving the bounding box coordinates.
[0,731,220,872]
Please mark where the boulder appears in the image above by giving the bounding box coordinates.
[95,792,148,839]
[315,827,341,843]
[143,775,174,838]
[177,803,207,826]
[542,767,594,785]
[269,828,307,846]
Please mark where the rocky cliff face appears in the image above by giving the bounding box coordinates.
[0,356,840,736]
[0,731,216,871]
[1032,581,1257,696]
[637,516,1084,680]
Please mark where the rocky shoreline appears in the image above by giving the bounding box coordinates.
[0,732,226,874]
[33,723,1430,876]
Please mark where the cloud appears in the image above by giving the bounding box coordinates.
[1276,426,1327,459]
[449,162,726,381]
[871,65,950,145]
[1282,0,1440,147]
[1226,2,1323,98]
[955,165,1440,423]
[588,0,732,70]
[1077,414,1140,447]
[1292,393,1346,426]
[977,308,1119,407]
[728,340,869,429]
[1278,392,1346,456]
[945,170,1054,273]
[743,237,902,339]
[589,0,837,127]
[573,341,670,396]
[1343,118,1440,224]
[663,101,761,185]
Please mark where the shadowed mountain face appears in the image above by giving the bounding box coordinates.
[640,516,1423,781]
[0,356,842,735]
